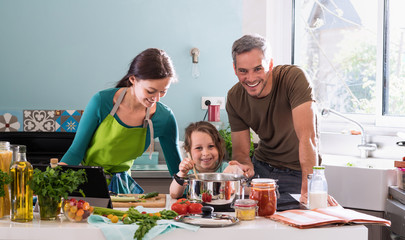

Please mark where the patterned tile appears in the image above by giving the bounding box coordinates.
[0,110,23,132]
[23,110,57,132]
[55,110,83,132]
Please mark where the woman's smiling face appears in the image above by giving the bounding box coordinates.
[190,131,219,172]
[132,77,171,108]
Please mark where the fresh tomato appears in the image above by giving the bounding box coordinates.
[188,203,203,214]
[202,191,212,202]
[171,203,189,215]
[175,198,191,205]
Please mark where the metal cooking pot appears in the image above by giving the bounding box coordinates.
[183,173,247,206]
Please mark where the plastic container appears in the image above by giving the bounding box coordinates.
[249,178,277,216]
[397,168,405,190]
[233,199,257,221]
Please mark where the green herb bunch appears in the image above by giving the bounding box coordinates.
[28,166,87,200]
[0,169,12,197]
[219,125,255,159]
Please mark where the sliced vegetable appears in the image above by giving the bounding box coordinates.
[139,191,159,199]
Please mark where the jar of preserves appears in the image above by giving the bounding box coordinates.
[233,199,257,221]
[249,178,277,216]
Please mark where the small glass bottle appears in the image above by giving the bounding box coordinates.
[249,178,277,216]
[308,166,328,209]
[10,145,33,222]
[0,141,12,218]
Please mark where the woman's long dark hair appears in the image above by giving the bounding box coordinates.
[115,48,177,87]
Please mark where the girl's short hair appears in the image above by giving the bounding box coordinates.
[183,121,225,171]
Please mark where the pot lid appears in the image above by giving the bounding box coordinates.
[174,206,239,227]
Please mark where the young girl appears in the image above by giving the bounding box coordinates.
[170,121,243,199]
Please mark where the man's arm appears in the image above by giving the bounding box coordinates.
[292,101,318,204]
[230,129,255,178]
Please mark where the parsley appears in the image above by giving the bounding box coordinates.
[0,169,12,197]
[28,166,87,200]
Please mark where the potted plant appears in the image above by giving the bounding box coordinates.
[219,125,255,160]
[29,166,87,220]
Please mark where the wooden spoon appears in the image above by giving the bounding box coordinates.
[187,152,199,180]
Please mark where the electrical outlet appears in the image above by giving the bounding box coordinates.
[201,97,226,109]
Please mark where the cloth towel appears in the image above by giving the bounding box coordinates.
[108,172,144,194]
[88,206,199,240]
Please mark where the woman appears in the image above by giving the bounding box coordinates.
[60,48,182,194]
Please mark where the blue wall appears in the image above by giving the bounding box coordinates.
[0,0,242,139]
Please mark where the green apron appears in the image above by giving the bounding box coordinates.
[83,88,154,193]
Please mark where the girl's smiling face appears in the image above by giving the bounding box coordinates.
[190,131,219,172]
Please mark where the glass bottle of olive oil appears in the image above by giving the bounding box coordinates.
[10,145,33,222]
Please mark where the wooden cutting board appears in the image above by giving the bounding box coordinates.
[112,194,166,208]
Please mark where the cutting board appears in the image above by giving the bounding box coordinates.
[112,194,166,208]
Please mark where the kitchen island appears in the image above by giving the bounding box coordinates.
[0,195,368,240]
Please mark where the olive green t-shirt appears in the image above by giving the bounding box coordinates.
[226,65,314,171]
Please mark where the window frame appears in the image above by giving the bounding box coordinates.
[288,0,405,133]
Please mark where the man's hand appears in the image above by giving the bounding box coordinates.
[228,160,254,178]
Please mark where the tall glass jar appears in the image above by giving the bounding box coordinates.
[308,166,328,209]
[249,178,277,216]
[0,141,12,218]
[10,145,33,222]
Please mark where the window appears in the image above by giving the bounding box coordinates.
[293,0,405,128]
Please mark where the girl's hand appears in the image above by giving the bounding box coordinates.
[178,157,194,176]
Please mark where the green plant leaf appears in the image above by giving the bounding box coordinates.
[28,166,87,199]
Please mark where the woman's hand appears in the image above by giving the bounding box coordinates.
[58,162,67,166]
[178,157,194,176]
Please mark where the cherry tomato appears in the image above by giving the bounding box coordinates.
[171,203,189,215]
[188,203,203,214]
[202,192,212,202]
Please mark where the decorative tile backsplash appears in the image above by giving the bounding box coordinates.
[0,110,83,132]
[0,110,23,132]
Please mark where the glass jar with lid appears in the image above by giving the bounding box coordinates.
[233,199,257,221]
[249,178,277,216]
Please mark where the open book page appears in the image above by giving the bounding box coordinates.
[314,206,391,225]
[268,206,391,229]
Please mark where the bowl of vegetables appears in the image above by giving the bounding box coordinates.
[63,198,94,222]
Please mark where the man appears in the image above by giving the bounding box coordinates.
[226,34,318,204]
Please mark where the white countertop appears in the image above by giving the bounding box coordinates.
[0,195,368,240]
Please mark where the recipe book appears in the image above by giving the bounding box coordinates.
[267,206,391,229]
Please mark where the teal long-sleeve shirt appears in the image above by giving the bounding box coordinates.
[61,88,181,176]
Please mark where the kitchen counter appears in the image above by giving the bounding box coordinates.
[0,195,368,240]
